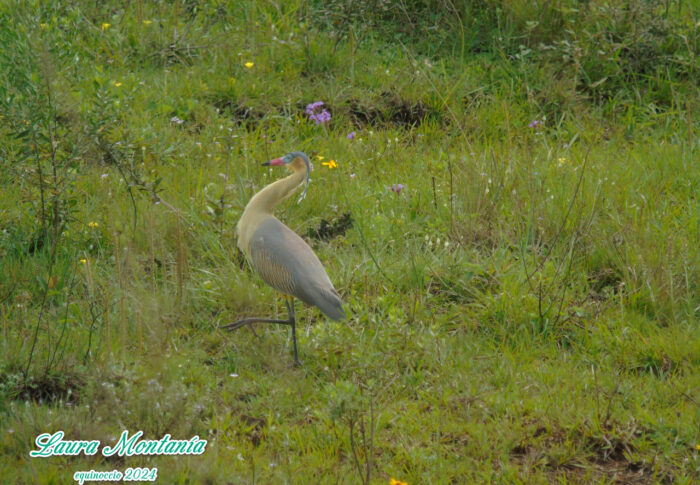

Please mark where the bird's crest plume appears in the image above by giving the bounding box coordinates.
[287,151,311,203]
[263,151,312,203]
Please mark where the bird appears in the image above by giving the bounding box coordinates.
[220,151,345,365]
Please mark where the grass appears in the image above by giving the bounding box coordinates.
[1,0,699,483]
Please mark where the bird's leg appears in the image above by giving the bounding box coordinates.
[219,317,290,332]
[285,297,300,366]
[219,296,301,366]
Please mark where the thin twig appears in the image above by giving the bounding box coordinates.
[45,265,77,375]
[533,145,593,276]
[337,169,397,288]
[24,233,59,382]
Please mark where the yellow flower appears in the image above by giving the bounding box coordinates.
[557,157,567,166]
[316,155,324,160]
[244,62,254,69]
[322,160,338,169]
[88,221,99,228]
[101,22,111,31]
[80,258,87,264]
[143,20,153,25]
[113,81,122,87]
[40,23,48,30]
[697,444,700,450]
[390,479,407,485]
[229,77,236,84]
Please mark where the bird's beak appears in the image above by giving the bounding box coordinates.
[262,157,284,166]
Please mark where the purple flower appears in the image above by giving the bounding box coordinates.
[388,183,405,195]
[306,101,331,125]
[346,131,356,140]
[305,101,324,115]
[528,119,542,129]
[310,110,331,125]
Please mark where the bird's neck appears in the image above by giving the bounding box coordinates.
[246,164,307,216]
[237,160,308,256]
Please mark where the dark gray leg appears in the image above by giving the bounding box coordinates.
[219,317,289,331]
[219,297,301,366]
[286,299,300,366]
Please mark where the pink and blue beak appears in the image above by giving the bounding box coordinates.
[262,157,285,166]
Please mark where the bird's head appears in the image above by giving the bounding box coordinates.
[263,151,311,202]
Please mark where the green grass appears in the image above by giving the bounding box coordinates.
[1,0,699,483]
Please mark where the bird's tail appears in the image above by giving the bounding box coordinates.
[307,286,346,321]
[320,300,346,321]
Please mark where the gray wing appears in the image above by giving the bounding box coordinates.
[249,218,345,321]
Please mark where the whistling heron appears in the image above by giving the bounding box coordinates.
[221,151,345,365]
